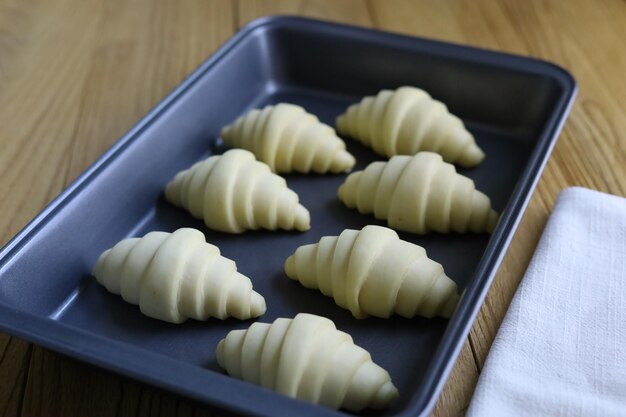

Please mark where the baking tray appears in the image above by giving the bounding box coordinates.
[0,16,576,417]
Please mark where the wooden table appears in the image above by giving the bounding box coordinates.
[1,1,625,415]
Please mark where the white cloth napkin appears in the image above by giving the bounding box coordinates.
[466,187,626,417]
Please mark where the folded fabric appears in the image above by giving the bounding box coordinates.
[467,187,626,417]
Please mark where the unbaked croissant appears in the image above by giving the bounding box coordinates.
[338,152,498,234]
[221,103,355,174]
[216,313,398,411]
[285,225,459,319]
[92,228,266,323]
[165,149,310,233]
[336,86,485,167]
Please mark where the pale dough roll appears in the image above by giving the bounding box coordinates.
[216,313,398,411]
[338,152,498,234]
[165,149,310,233]
[336,86,485,167]
[221,103,355,174]
[92,228,266,323]
[284,225,459,319]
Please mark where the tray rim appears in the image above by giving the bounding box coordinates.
[0,15,577,417]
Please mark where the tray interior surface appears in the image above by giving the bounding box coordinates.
[0,19,570,417]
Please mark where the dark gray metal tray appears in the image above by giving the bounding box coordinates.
[0,16,576,417]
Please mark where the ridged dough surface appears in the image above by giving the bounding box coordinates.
[336,86,485,167]
[92,228,266,323]
[216,313,398,411]
[338,152,498,234]
[221,103,355,174]
[165,149,310,233]
[285,225,459,319]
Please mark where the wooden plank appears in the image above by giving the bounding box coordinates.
[0,335,32,416]
[60,0,235,189]
[0,0,105,245]
[20,347,217,417]
[431,341,479,417]
[237,0,371,28]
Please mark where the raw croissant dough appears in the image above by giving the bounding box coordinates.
[216,313,398,411]
[92,228,266,323]
[285,225,459,319]
[336,86,485,167]
[165,149,310,233]
[221,103,355,174]
[338,152,498,234]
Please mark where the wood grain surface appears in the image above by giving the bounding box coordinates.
[1,1,625,416]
